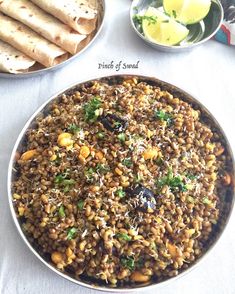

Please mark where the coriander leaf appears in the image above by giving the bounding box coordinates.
[172,10,177,18]
[120,256,135,271]
[116,233,132,241]
[84,167,95,182]
[83,97,101,123]
[67,227,77,240]
[122,157,133,167]
[54,172,67,184]
[133,14,158,26]
[68,124,81,134]
[154,110,173,126]
[95,163,110,174]
[58,205,66,218]
[117,133,126,142]
[116,188,126,198]
[156,169,187,192]
[54,172,75,192]
[77,199,84,210]
[187,174,198,180]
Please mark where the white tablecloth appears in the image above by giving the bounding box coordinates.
[0,1,235,293]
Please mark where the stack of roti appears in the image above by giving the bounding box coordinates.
[0,0,98,74]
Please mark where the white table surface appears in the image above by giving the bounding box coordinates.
[0,1,235,293]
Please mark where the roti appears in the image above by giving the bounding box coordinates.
[0,40,35,73]
[0,0,90,54]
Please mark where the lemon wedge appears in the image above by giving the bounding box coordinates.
[142,7,189,46]
[163,0,211,25]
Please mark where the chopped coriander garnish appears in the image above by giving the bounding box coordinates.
[54,173,75,192]
[172,10,177,18]
[120,256,135,271]
[116,233,131,241]
[95,163,110,174]
[97,132,105,139]
[156,169,187,192]
[122,157,133,167]
[67,227,77,240]
[54,172,67,184]
[77,199,84,210]
[116,188,126,198]
[83,97,101,123]
[154,110,173,126]
[133,14,158,26]
[84,167,95,183]
[58,205,65,218]
[187,174,198,180]
[67,124,81,134]
[117,133,126,142]
[202,197,212,205]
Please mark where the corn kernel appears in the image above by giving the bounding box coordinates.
[80,146,90,159]
[143,147,159,160]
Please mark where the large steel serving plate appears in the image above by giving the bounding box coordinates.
[8,75,235,291]
[0,0,105,79]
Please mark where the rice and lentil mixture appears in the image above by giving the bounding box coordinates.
[12,77,233,286]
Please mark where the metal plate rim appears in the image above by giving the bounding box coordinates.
[0,0,106,79]
[7,74,235,292]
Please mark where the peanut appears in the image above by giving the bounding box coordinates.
[130,271,151,282]
[21,149,37,161]
[51,252,63,264]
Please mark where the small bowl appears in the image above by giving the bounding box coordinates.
[130,0,224,52]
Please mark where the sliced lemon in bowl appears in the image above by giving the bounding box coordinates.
[163,0,211,25]
[142,7,189,46]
